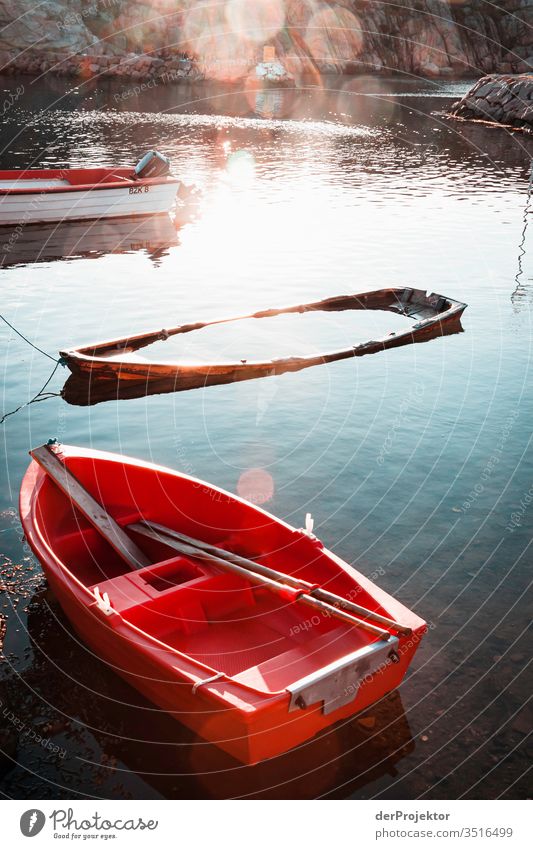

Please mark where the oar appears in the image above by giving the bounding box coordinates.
[31,444,150,570]
[130,522,392,640]
[131,520,412,637]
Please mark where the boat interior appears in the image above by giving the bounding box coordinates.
[0,168,137,190]
[34,456,391,693]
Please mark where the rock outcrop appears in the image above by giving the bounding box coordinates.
[448,73,533,131]
[0,1,531,83]
[255,59,294,87]
[0,1,98,54]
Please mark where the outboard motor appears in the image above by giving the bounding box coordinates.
[134,150,171,179]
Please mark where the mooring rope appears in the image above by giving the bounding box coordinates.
[0,312,58,362]
[512,159,533,302]
[0,359,62,425]
[0,313,63,425]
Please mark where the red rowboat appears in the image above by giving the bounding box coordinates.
[0,152,180,226]
[20,442,426,764]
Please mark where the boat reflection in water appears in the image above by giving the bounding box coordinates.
[9,592,415,799]
[61,289,466,407]
[0,214,181,269]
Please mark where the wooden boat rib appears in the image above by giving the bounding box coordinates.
[0,166,180,226]
[59,287,467,390]
[20,442,426,764]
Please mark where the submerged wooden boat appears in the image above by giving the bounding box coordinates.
[20,442,426,764]
[59,288,467,391]
[0,154,180,226]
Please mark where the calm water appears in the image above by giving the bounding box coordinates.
[0,74,531,800]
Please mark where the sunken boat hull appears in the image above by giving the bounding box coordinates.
[59,288,467,393]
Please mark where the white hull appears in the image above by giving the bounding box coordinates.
[0,181,180,226]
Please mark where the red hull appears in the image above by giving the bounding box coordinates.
[20,445,426,764]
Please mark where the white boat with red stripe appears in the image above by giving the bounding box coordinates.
[0,150,180,226]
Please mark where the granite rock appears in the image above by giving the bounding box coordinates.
[0,1,530,83]
[449,73,533,130]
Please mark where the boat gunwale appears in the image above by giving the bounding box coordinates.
[0,172,180,196]
[59,287,467,375]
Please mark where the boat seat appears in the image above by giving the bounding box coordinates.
[88,573,152,613]
[87,572,208,636]
[233,626,365,692]
[108,568,256,640]
[88,554,208,611]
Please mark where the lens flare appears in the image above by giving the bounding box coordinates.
[237,468,274,505]
[305,7,363,66]
[226,0,285,44]
[225,149,256,184]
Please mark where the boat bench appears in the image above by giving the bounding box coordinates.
[88,554,257,636]
[232,625,360,692]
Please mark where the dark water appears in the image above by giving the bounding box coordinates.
[0,74,531,800]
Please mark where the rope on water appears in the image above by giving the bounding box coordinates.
[513,159,533,302]
[0,359,62,426]
[0,311,65,424]
[0,313,58,362]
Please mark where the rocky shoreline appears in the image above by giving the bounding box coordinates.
[0,1,531,86]
[0,50,203,85]
[448,74,533,132]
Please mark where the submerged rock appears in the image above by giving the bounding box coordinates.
[448,74,533,132]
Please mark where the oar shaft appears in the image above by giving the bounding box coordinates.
[130,523,389,639]
[139,522,411,636]
[147,522,308,588]
[309,587,412,636]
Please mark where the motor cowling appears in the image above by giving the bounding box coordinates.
[134,150,171,179]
